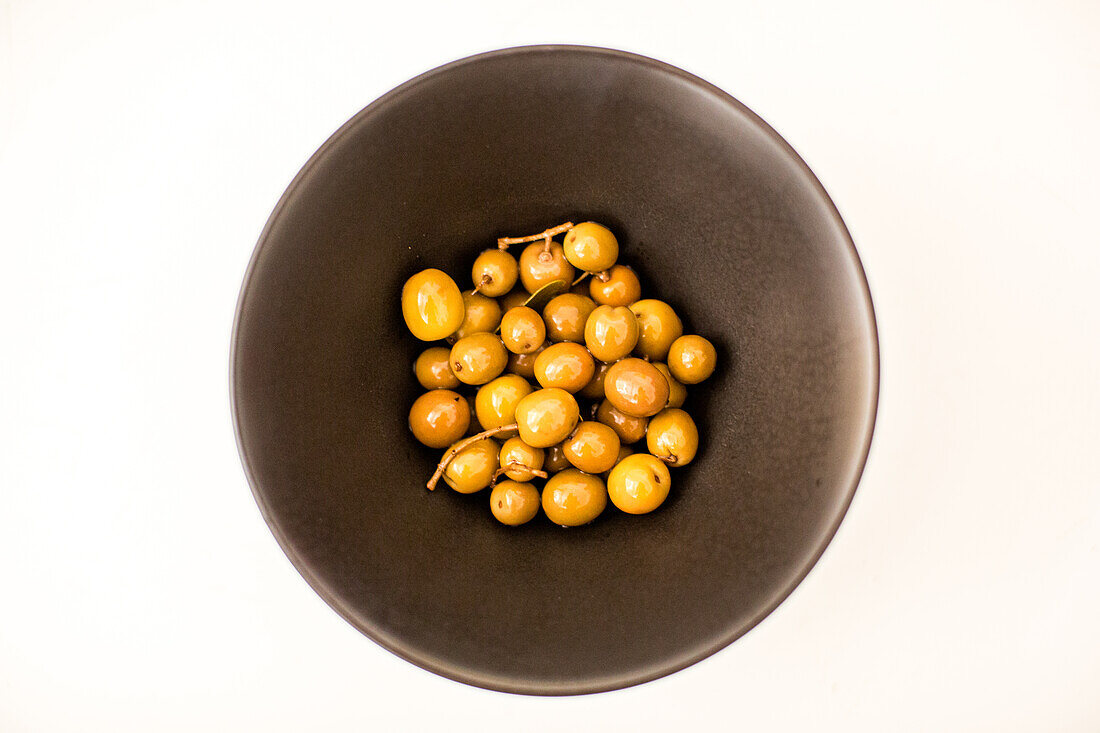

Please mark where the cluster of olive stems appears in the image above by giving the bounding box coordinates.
[402,221,717,527]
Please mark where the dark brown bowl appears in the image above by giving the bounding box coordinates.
[231,45,878,695]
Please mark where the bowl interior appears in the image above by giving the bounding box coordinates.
[232,46,877,695]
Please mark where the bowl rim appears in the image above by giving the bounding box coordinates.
[229,43,881,697]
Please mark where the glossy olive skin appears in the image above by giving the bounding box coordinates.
[578,360,611,400]
[602,445,634,479]
[604,358,671,418]
[646,408,699,467]
[629,299,683,361]
[653,363,687,408]
[401,268,465,341]
[595,399,648,444]
[408,389,470,448]
[519,240,575,294]
[506,344,544,380]
[607,453,671,514]
[667,335,717,384]
[443,438,499,494]
[563,221,619,273]
[450,333,508,385]
[490,480,540,526]
[534,342,596,393]
[498,437,545,481]
[542,470,608,526]
[471,249,518,297]
[589,264,641,307]
[451,290,502,341]
[499,288,530,313]
[584,305,639,362]
[514,388,581,448]
[562,421,622,474]
[500,306,546,354]
[542,293,596,344]
[414,346,459,390]
[475,374,533,431]
[543,442,571,473]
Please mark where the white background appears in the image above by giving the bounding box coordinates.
[2,0,1098,730]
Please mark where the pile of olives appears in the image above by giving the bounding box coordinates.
[401,221,717,527]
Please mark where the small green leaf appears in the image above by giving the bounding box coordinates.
[522,280,568,312]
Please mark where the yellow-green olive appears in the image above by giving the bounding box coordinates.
[450,290,501,341]
[646,408,699,467]
[629,299,683,360]
[414,346,459,390]
[514,388,580,448]
[490,480,540,525]
[519,240,575,294]
[471,249,518,297]
[667,335,717,384]
[450,333,508,385]
[409,389,469,448]
[500,305,546,354]
[533,342,596,393]
[542,469,608,526]
[498,437,545,482]
[607,453,671,513]
[475,374,533,432]
[589,265,641,307]
[603,358,670,417]
[499,288,530,313]
[542,293,596,343]
[562,420,621,474]
[544,442,571,473]
[578,360,611,400]
[442,438,499,494]
[401,268,465,341]
[584,304,639,362]
[563,222,619,273]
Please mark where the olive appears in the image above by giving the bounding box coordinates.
[562,420,621,474]
[451,290,501,341]
[499,288,530,313]
[534,342,596,393]
[629,299,683,360]
[401,268,465,341]
[408,389,469,448]
[471,249,518,297]
[595,399,648,445]
[589,264,641,307]
[578,360,611,400]
[653,363,687,408]
[603,358,670,417]
[413,346,459,390]
[667,335,717,384]
[490,480,540,526]
[519,240,575,294]
[442,438,499,494]
[542,293,596,343]
[499,306,546,354]
[584,305,639,362]
[607,453,671,514]
[506,344,544,380]
[450,333,508,385]
[498,437,545,482]
[475,374,533,432]
[514,388,580,448]
[646,408,699,467]
[544,442,571,473]
[563,222,619,273]
[542,469,608,526]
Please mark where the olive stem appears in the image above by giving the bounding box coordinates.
[596,270,611,282]
[657,452,678,465]
[497,222,574,249]
[490,462,548,487]
[470,273,490,296]
[537,236,553,263]
[427,424,519,491]
[571,271,590,287]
